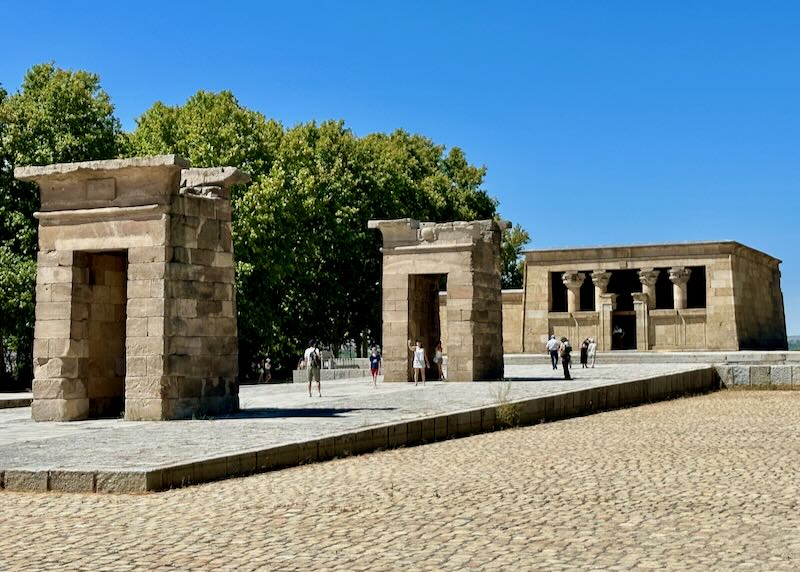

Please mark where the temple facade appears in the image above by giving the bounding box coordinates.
[510,241,787,353]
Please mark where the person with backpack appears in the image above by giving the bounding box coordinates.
[304,340,322,397]
[560,337,572,380]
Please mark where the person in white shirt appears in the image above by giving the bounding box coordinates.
[546,335,561,370]
[304,340,322,397]
[407,339,430,386]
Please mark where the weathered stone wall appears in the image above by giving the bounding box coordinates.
[731,249,788,350]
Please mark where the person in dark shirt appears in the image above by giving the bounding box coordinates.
[369,347,382,387]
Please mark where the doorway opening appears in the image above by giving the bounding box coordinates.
[407,274,446,381]
[74,251,128,418]
[611,313,637,350]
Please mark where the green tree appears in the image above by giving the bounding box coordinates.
[130,91,525,376]
[500,224,531,289]
[0,63,122,388]
[127,90,283,184]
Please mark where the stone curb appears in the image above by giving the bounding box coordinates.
[0,367,719,494]
[0,398,33,410]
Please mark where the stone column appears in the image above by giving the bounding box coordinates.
[632,292,649,350]
[598,293,618,352]
[669,267,692,310]
[638,268,660,310]
[562,272,586,314]
[591,271,612,311]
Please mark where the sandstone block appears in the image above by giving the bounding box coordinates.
[32,397,89,421]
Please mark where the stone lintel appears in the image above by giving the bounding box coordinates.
[15,155,190,182]
[34,204,166,226]
[370,218,509,250]
[180,167,250,190]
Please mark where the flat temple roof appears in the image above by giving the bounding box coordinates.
[523,240,781,265]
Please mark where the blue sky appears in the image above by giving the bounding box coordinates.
[2,1,798,333]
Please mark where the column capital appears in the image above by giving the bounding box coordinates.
[591,270,612,289]
[668,267,691,285]
[631,292,649,304]
[562,271,586,290]
[638,268,660,287]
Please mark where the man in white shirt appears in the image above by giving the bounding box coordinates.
[546,335,560,370]
[304,340,322,397]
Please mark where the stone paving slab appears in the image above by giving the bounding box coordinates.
[0,363,716,492]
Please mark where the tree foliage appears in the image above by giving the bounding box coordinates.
[500,224,531,289]
[0,63,121,388]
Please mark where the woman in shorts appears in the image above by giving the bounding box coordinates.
[407,339,430,386]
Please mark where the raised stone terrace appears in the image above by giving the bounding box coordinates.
[0,362,716,493]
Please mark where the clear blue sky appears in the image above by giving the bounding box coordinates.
[2,1,798,334]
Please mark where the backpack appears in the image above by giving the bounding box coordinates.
[561,343,572,359]
[308,349,321,369]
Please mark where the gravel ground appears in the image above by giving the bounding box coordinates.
[1,390,798,571]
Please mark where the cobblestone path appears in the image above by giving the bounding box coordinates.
[1,391,798,571]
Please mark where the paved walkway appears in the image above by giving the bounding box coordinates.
[1,391,797,571]
[0,364,705,474]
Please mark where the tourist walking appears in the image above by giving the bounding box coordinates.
[408,339,430,386]
[546,334,560,369]
[369,347,381,387]
[433,340,446,380]
[587,338,598,368]
[304,340,322,397]
[560,337,572,380]
[580,338,590,368]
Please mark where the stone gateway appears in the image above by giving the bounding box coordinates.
[15,155,247,421]
[369,218,508,382]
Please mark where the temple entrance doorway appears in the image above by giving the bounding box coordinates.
[611,312,637,350]
[75,251,128,418]
[407,273,446,381]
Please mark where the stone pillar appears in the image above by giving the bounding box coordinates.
[591,271,612,311]
[598,293,618,352]
[638,268,660,310]
[562,272,586,314]
[669,267,692,310]
[17,155,247,422]
[632,292,649,350]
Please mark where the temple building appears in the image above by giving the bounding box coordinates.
[509,241,787,353]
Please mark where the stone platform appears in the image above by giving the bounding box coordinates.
[0,363,717,494]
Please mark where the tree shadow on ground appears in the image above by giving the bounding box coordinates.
[224,407,397,419]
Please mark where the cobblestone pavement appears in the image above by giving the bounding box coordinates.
[1,390,798,571]
[0,363,703,471]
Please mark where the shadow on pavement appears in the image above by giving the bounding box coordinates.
[225,407,397,419]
